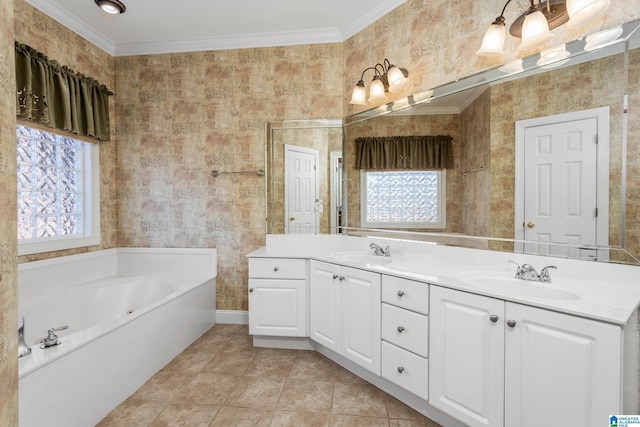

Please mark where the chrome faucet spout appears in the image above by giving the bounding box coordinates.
[370,242,391,257]
[18,315,32,358]
[508,260,557,283]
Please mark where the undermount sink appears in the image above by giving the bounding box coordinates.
[456,272,581,301]
[329,251,393,266]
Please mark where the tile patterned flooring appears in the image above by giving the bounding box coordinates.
[97,324,442,427]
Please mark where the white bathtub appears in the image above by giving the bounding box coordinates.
[17,248,217,427]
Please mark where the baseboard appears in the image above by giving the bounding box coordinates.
[215,310,249,324]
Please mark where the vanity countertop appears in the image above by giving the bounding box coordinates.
[248,234,640,326]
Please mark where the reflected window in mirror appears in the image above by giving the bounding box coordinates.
[360,170,446,229]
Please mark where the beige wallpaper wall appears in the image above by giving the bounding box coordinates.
[0,0,16,423]
[114,45,344,311]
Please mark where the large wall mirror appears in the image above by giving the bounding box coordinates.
[267,19,640,265]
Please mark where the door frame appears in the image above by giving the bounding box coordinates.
[284,144,320,234]
[330,151,342,234]
[514,107,610,255]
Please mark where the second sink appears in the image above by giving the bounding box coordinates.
[456,272,581,301]
[329,251,393,266]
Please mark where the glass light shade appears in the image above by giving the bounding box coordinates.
[367,78,387,104]
[537,44,570,68]
[476,23,507,56]
[567,0,610,28]
[388,67,409,93]
[518,10,555,51]
[584,26,623,51]
[349,83,368,105]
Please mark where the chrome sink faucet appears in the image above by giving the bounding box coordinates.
[370,242,391,257]
[508,260,557,283]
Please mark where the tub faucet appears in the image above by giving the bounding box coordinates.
[370,243,391,257]
[41,326,69,348]
[18,315,32,358]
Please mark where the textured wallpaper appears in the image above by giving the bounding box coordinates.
[0,0,16,423]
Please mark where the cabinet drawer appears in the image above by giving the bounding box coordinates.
[249,258,306,279]
[382,303,429,357]
[382,341,428,400]
[382,275,429,314]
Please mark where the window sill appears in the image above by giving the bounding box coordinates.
[18,235,101,256]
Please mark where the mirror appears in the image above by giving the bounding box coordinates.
[341,19,640,265]
[267,120,343,235]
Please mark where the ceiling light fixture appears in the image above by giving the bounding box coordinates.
[476,0,610,56]
[95,0,126,15]
[349,59,409,106]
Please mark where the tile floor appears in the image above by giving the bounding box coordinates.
[97,324,442,427]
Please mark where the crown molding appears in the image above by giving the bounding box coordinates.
[25,0,116,55]
[339,0,407,40]
[113,28,344,56]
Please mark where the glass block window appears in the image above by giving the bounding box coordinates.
[361,170,446,229]
[16,124,100,254]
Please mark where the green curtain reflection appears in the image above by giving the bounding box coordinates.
[15,42,113,141]
[356,135,453,170]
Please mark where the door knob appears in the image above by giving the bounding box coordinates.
[249,288,254,292]
[527,221,535,228]
[289,217,295,221]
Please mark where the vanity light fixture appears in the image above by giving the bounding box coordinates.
[95,0,126,14]
[349,59,409,106]
[476,0,610,56]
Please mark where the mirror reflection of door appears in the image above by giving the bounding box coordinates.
[284,144,319,234]
[515,107,610,260]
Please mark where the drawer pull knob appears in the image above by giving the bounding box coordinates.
[397,367,405,374]
[489,315,499,323]
[339,276,345,281]
[249,288,254,293]
[273,267,279,272]
[507,320,517,328]
[397,326,405,333]
[332,274,339,280]
[397,290,405,297]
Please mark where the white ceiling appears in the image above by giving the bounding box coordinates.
[25,0,407,56]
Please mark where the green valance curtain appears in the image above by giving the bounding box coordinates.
[356,135,454,170]
[15,42,113,141]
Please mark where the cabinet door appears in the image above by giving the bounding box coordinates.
[248,279,306,337]
[429,286,505,427]
[341,266,381,375]
[505,303,622,427]
[309,260,341,352]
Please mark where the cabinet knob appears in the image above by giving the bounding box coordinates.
[332,274,339,280]
[489,315,499,323]
[273,267,279,272]
[339,276,345,281]
[397,290,405,297]
[397,326,405,333]
[507,320,517,328]
[397,367,405,374]
[249,288,254,293]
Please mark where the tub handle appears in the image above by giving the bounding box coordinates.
[41,325,69,348]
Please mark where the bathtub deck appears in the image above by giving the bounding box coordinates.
[97,324,441,426]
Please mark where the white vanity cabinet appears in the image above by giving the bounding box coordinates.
[248,257,307,337]
[309,260,381,375]
[429,285,623,427]
[380,275,430,400]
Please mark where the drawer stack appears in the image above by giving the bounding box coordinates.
[380,275,429,400]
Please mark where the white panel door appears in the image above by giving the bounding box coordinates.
[429,286,505,427]
[309,260,341,352]
[516,107,609,260]
[341,266,381,375]
[505,303,622,427]
[285,144,319,234]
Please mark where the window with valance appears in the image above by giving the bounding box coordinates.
[355,135,454,170]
